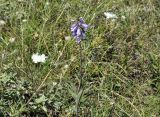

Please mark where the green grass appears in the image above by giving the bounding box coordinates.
[0,0,160,116]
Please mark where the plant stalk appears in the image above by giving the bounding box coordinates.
[76,42,83,117]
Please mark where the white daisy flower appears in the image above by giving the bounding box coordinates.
[104,12,118,19]
[0,20,6,26]
[31,53,48,63]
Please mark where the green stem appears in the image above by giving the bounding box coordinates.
[76,42,83,117]
[79,42,83,90]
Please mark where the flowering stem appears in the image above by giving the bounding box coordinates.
[79,42,83,90]
[76,42,83,117]
[71,17,88,117]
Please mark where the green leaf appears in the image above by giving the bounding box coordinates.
[67,83,77,99]
[42,106,47,112]
[68,87,77,99]
[35,95,47,104]
[76,89,83,104]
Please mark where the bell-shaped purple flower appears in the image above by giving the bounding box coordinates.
[71,18,89,43]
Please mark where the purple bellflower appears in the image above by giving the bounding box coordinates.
[71,18,89,44]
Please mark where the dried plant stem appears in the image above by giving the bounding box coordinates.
[26,69,52,104]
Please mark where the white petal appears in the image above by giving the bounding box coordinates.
[104,12,117,19]
[0,20,6,26]
[31,53,47,63]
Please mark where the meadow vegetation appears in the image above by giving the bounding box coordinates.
[0,0,160,116]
